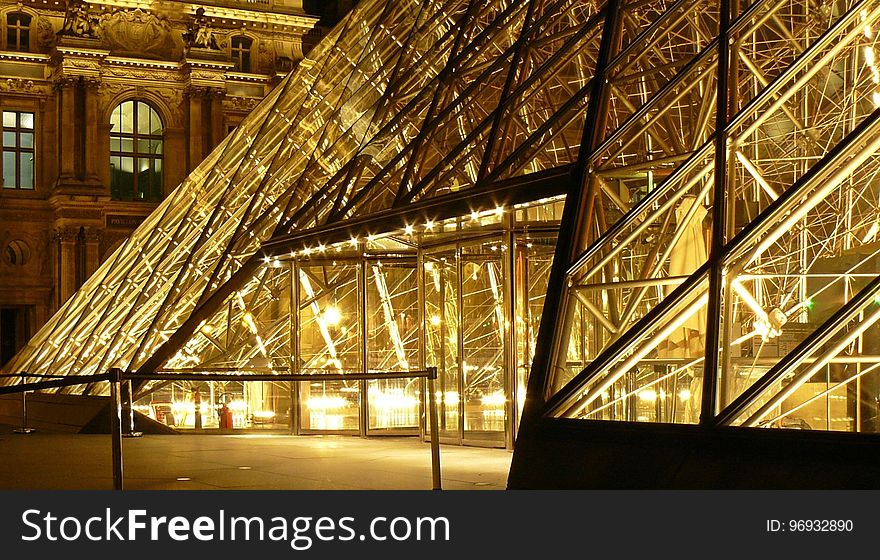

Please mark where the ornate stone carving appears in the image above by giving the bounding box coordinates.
[101,8,180,60]
[58,0,100,39]
[1,78,35,92]
[55,227,80,243]
[103,66,179,82]
[36,16,56,52]
[183,8,219,50]
[258,40,272,73]
[226,96,260,112]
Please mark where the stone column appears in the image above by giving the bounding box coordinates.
[56,227,78,306]
[83,78,101,183]
[84,228,101,278]
[210,88,226,151]
[56,78,78,181]
[186,86,204,173]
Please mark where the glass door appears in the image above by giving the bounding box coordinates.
[365,259,420,434]
[460,240,506,446]
[424,248,461,443]
[297,262,361,433]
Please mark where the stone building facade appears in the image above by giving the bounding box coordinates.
[0,0,346,366]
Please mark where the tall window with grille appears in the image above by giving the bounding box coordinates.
[110,100,164,202]
[231,36,253,72]
[6,12,30,52]
[2,111,34,190]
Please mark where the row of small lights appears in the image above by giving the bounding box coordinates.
[260,205,510,263]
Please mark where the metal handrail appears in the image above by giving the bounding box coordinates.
[0,367,442,492]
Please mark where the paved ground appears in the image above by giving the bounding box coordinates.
[0,426,512,490]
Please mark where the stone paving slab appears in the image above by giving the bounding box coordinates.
[0,429,512,490]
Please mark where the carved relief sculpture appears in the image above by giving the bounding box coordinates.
[100,9,179,59]
[183,7,218,50]
[58,0,99,39]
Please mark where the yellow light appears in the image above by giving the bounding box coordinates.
[242,312,258,334]
[349,237,359,247]
[200,324,213,335]
[865,45,876,66]
[424,261,435,271]
[228,400,247,412]
[494,206,504,215]
[430,315,441,326]
[404,224,414,235]
[873,91,880,108]
[481,391,506,407]
[425,220,435,231]
[323,305,342,326]
[252,410,276,420]
[638,389,657,402]
[443,391,459,405]
[678,389,692,401]
[307,396,348,410]
[470,211,479,221]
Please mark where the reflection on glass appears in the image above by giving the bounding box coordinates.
[367,262,419,431]
[298,263,361,431]
[110,100,164,202]
[461,242,506,443]
[424,250,460,440]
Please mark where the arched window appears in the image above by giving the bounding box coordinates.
[6,12,30,52]
[109,100,163,202]
[231,36,253,73]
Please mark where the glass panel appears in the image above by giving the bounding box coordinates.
[120,101,134,133]
[717,124,880,411]
[424,249,460,440]
[552,150,715,395]
[137,102,152,135]
[298,263,361,431]
[19,112,33,129]
[366,261,419,431]
[727,280,880,433]
[149,106,163,135]
[514,233,555,426]
[19,152,32,189]
[2,112,15,128]
[20,132,32,149]
[150,158,162,201]
[109,105,121,132]
[111,156,134,200]
[3,132,15,147]
[552,274,710,424]
[461,240,506,444]
[2,151,14,188]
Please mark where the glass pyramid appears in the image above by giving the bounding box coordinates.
[4,0,880,454]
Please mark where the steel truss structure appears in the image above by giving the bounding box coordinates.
[5,0,880,467]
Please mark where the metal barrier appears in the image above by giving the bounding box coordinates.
[0,367,442,491]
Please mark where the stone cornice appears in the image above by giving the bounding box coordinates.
[82,1,320,29]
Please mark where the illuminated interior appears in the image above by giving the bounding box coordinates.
[4,0,880,450]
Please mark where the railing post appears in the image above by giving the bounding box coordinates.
[426,366,442,490]
[109,368,124,490]
[122,380,142,438]
[13,389,35,434]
